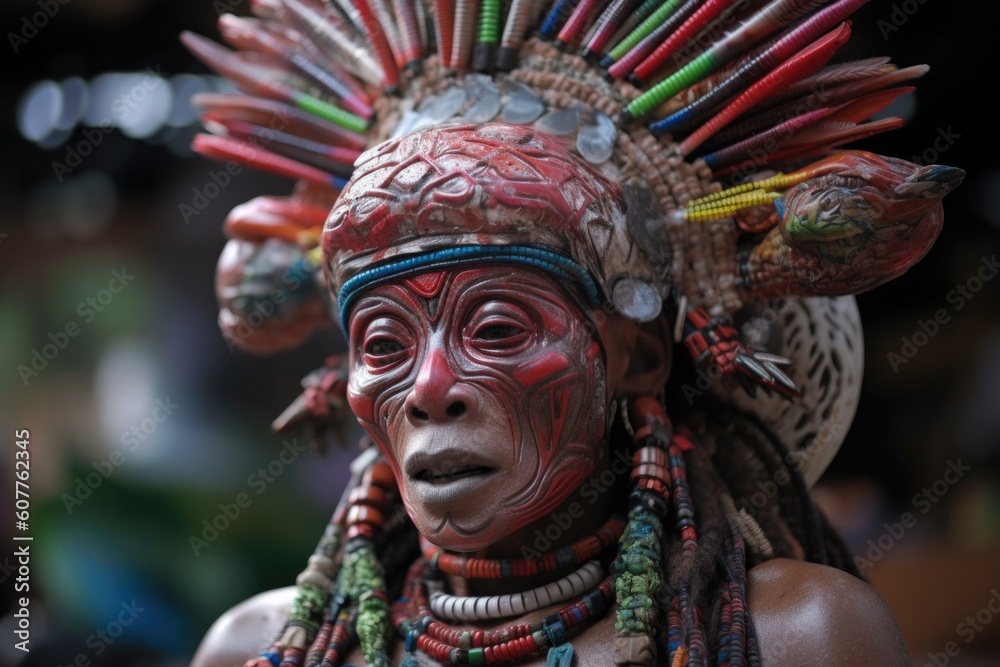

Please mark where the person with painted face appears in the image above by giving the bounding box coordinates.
[181,5,963,665]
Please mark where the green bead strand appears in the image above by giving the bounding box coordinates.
[607,0,687,63]
[292,91,368,135]
[289,583,328,630]
[344,543,392,667]
[612,505,664,636]
[478,0,502,44]
[623,51,717,122]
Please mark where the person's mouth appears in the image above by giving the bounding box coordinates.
[405,449,500,503]
[413,464,496,484]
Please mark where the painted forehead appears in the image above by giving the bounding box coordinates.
[335,245,604,330]
[349,265,575,315]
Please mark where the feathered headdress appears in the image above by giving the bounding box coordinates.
[184,0,961,485]
[182,1,963,664]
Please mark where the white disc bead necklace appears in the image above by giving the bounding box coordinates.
[428,559,604,622]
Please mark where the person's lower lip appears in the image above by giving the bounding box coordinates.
[410,470,497,505]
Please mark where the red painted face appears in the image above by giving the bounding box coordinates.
[346,266,611,552]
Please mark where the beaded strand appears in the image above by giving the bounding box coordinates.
[428,560,606,621]
[340,460,396,667]
[420,515,625,579]
[246,448,382,667]
[392,557,617,665]
[320,604,359,667]
[611,395,674,665]
[665,427,706,667]
[289,455,397,667]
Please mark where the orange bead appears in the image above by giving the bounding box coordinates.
[363,461,396,490]
[627,395,670,429]
[346,523,374,540]
[637,477,670,497]
[633,445,668,467]
[349,485,388,508]
[347,504,385,527]
[633,424,660,441]
[630,462,670,483]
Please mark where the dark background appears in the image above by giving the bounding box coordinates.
[0,1,996,665]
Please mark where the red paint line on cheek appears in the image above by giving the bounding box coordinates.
[550,383,572,452]
[513,351,570,387]
[347,385,375,422]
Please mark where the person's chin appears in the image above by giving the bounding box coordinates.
[417,511,511,553]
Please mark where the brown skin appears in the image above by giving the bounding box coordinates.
[189,266,910,666]
[189,560,910,666]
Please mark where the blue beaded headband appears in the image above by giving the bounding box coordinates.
[337,244,603,331]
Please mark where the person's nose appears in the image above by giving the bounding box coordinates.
[404,345,478,423]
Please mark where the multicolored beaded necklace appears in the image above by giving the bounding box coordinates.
[390,556,616,666]
[394,515,626,662]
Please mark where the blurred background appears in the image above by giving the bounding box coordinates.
[0,1,995,665]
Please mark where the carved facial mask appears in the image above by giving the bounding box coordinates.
[346,265,611,552]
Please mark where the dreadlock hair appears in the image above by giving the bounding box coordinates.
[642,349,862,667]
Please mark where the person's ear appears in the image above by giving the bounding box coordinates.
[613,314,672,397]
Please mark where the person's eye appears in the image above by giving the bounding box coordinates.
[362,333,409,369]
[477,323,523,341]
[365,338,404,356]
[469,317,531,354]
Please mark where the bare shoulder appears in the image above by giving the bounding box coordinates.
[190,587,296,667]
[747,558,909,666]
